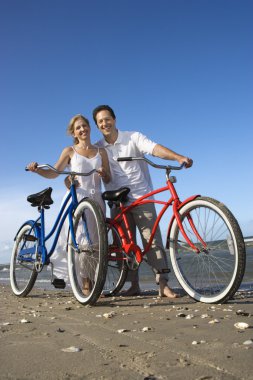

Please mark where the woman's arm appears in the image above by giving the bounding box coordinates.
[98,148,111,183]
[27,147,72,179]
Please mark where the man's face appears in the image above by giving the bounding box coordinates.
[96,110,116,137]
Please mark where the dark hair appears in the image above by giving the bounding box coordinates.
[92,105,116,124]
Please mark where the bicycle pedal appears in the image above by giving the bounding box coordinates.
[157,268,171,274]
[52,278,66,289]
[24,234,37,242]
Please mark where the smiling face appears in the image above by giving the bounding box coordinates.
[67,114,91,144]
[73,117,90,142]
[95,110,117,141]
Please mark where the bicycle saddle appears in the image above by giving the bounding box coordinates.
[27,187,54,207]
[102,187,130,203]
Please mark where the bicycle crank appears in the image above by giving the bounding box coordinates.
[35,254,43,272]
[126,251,140,271]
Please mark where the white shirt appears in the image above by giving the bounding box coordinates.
[96,130,157,202]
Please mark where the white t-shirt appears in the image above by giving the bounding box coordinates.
[96,130,157,202]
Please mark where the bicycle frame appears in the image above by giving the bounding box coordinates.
[41,184,79,264]
[16,184,79,266]
[17,164,96,269]
[108,160,203,264]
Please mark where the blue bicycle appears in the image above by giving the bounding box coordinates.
[10,164,108,305]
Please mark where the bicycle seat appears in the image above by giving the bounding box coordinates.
[27,187,54,207]
[102,187,130,203]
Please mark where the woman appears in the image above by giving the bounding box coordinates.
[27,114,111,293]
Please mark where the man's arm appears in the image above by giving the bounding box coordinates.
[152,144,193,168]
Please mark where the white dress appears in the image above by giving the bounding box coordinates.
[50,148,105,282]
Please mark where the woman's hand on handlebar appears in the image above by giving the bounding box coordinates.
[97,167,106,178]
[26,162,39,172]
[97,167,110,183]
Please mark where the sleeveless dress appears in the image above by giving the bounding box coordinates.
[50,148,105,282]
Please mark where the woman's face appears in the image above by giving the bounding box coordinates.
[73,118,90,141]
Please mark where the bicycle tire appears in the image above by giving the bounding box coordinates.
[103,221,128,296]
[68,198,108,305]
[10,222,38,297]
[169,196,246,303]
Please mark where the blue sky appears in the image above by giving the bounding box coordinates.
[0,0,252,263]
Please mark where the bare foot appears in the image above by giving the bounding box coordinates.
[82,278,92,296]
[159,280,180,298]
[122,283,141,296]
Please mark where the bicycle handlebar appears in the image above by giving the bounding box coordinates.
[117,157,185,170]
[25,164,97,177]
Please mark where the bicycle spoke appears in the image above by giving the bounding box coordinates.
[170,197,245,303]
[103,222,128,296]
[10,223,38,296]
[68,198,107,305]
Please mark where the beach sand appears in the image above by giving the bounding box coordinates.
[0,286,253,380]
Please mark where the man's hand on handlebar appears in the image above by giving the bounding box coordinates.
[177,156,193,169]
[117,156,193,170]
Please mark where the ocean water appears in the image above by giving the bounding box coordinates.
[1,246,253,293]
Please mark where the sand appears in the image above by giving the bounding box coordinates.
[0,285,253,380]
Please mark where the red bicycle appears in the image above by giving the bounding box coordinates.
[102,157,246,304]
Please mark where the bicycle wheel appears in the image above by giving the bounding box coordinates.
[10,222,38,297]
[68,198,108,305]
[169,196,246,304]
[103,222,128,296]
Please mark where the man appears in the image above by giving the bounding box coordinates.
[94,105,193,298]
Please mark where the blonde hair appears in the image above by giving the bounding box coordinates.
[67,114,90,144]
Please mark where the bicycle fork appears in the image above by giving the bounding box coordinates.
[68,210,93,254]
[167,179,206,253]
[171,200,207,253]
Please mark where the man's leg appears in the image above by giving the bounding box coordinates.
[130,203,179,298]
